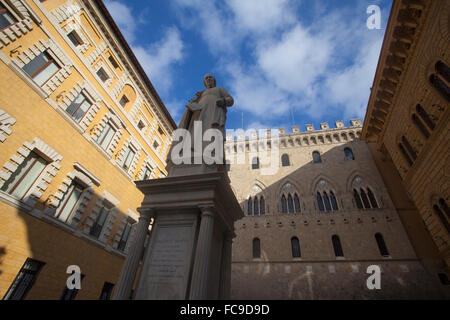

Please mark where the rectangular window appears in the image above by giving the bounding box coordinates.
[108,55,119,69]
[89,206,110,239]
[54,182,84,223]
[3,258,45,300]
[0,4,17,30]
[99,282,115,300]
[96,67,109,82]
[60,274,84,300]
[65,92,92,122]
[119,95,129,107]
[22,52,60,87]
[1,151,48,200]
[67,30,83,47]
[120,147,135,171]
[143,167,152,180]
[97,122,116,151]
[118,219,133,251]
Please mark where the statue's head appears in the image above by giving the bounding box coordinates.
[203,73,216,89]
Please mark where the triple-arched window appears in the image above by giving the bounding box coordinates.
[353,188,378,210]
[281,193,301,214]
[317,191,338,212]
[247,196,265,216]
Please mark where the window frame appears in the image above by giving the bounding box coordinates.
[65,92,93,123]
[3,258,45,300]
[22,51,61,87]
[0,2,18,31]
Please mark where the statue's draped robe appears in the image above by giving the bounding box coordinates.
[166,86,233,168]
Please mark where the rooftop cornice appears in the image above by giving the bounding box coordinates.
[361,0,430,143]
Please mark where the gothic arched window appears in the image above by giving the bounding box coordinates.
[360,189,371,209]
[247,197,252,216]
[330,191,338,211]
[367,188,378,208]
[436,61,450,82]
[294,194,301,213]
[281,195,287,213]
[402,136,417,160]
[281,154,290,167]
[375,233,390,257]
[317,192,324,212]
[323,192,331,212]
[332,235,344,257]
[399,143,413,167]
[430,74,450,102]
[354,189,363,209]
[313,151,322,163]
[288,194,294,213]
[260,197,265,215]
[433,205,450,234]
[253,238,261,259]
[344,148,355,160]
[291,237,301,258]
[416,104,435,131]
[254,197,259,216]
[412,113,430,139]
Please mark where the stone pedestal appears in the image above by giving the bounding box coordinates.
[124,169,242,300]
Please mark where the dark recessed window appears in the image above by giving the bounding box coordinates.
[67,30,83,47]
[344,148,354,160]
[3,258,45,300]
[291,237,301,258]
[252,238,261,259]
[313,151,321,163]
[281,195,287,213]
[281,154,290,167]
[251,157,259,170]
[375,233,389,257]
[108,55,119,69]
[99,282,115,300]
[0,4,17,30]
[97,67,109,82]
[332,235,344,257]
[119,95,129,107]
[118,219,133,251]
[89,206,110,239]
[60,274,85,300]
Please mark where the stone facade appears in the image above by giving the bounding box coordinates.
[226,119,448,299]
[362,0,450,284]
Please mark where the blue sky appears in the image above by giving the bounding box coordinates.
[103,0,392,133]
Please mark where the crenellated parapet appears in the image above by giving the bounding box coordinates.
[225,119,363,152]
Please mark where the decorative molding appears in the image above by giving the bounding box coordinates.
[0,109,16,142]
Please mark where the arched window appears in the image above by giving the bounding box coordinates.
[367,188,378,208]
[436,61,450,82]
[323,192,331,212]
[260,197,265,215]
[294,194,301,213]
[252,157,259,170]
[402,136,417,160]
[375,233,390,257]
[288,194,294,213]
[291,237,301,258]
[354,189,364,209]
[412,114,430,139]
[433,205,450,234]
[247,197,252,216]
[360,189,371,209]
[344,148,355,160]
[438,199,450,218]
[317,192,324,212]
[416,104,435,131]
[281,195,287,213]
[330,191,338,211]
[312,151,322,163]
[281,154,290,167]
[253,238,261,259]
[430,74,450,102]
[332,235,344,257]
[254,197,259,216]
[399,143,413,166]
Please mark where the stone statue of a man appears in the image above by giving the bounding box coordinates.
[178,73,234,138]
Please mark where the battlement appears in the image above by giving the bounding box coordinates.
[225,119,363,142]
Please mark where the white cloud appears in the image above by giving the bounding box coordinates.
[104,0,137,42]
[132,27,184,95]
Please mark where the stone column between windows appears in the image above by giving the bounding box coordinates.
[219,231,233,299]
[189,205,215,300]
[113,208,153,300]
